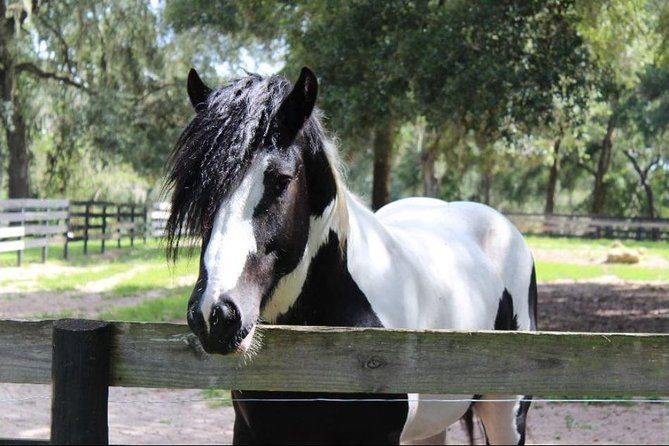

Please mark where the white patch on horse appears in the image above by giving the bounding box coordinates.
[200,157,269,334]
[261,197,344,322]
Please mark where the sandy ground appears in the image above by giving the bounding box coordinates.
[1,247,668,444]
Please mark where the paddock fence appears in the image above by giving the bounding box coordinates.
[0,200,69,266]
[0,200,172,265]
[505,212,669,241]
[2,199,669,266]
[67,201,148,256]
[1,319,668,444]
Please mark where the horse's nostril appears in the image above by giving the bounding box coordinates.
[210,301,239,327]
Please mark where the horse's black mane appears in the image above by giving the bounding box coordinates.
[164,72,326,261]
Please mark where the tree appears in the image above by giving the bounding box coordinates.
[0,0,192,199]
[573,0,662,215]
[1,1,38,197]
[164,0,594,209]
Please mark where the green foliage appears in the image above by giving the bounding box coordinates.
[2,0,667,216]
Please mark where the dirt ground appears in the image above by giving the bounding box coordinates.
[1,249,668,444]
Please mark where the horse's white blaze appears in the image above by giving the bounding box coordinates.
[201,157,269,333]
[262,198,342,322]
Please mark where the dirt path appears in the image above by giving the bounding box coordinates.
[1,252,668,444]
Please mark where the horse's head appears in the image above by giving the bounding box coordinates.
[166,67,344,354]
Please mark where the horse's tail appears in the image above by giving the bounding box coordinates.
[529,261,538,331]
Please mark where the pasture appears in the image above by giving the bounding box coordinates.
[1,236,668,444]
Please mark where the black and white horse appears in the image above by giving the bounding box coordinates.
[166,67,538,445]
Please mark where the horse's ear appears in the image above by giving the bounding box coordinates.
[187,68,212,111]
[276,67,318,144]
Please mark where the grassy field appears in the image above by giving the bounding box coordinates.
[0,239,197,321]
[1,236,668,323]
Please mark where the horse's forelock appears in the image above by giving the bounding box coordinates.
[165,74,291,260]
[164,72,348,260]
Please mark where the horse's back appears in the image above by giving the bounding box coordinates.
[375,197,534,331]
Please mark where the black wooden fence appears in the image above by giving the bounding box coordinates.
[67,201,148,256]
[505,212,669,241]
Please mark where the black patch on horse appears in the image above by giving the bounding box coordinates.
[276,230,383,327]
[494,289,519,331]
[233,231,408,444]
[528,263,538,331]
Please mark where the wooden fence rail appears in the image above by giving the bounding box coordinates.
[1,319,668,443]
[0,199,70,266]
[3,320,668,395]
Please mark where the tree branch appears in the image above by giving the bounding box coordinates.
[34,15,75,74]
[15,62,91,93]
[623,149,646,182]
[574,156,596,176]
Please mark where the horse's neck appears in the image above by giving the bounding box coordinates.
[265,190,388,327]
[343,193,399,289]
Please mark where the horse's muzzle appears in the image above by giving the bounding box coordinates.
[188,299,245,354]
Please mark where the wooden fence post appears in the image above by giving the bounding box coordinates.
[17,206,24,267]
[64,202,70,260]
[116,205,121,249]
[42,211,48,263]
[130,205,136,247]
[143,204,148,244]
[83,203,90,255]
[101,204,107,254]
[51,319,112,445]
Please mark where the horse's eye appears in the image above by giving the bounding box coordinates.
[271,174,292,195]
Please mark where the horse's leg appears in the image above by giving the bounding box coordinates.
[400,393,470,445]
[473,395,531,445]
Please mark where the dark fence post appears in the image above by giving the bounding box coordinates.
[64,201,70,260]
[83,203,90,255]
[143,204,148,244]
[51,319,112,445]
[130,205,136,247]
[116,205,121,249]
[101,204,107,254]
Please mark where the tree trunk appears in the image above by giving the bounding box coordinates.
[544,137,561,215]
[591,115,616,216]
[7,107,30,197]
[372,125,394,211]
[623,149,658,219]
[421,132,440,198]
[0,5,31,198]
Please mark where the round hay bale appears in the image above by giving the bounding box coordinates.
[606,246,641,264]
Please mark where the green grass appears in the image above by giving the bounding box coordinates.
[108,261,197,297]
[35,262,134,291]
[200,389,234,408]
[2,239,199,322]
[535,261,669,282]
[98,287,191,322]
[4,235,668,322]
[0,238,179,267]
[527,236,669,283]
[526,235,669,259]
